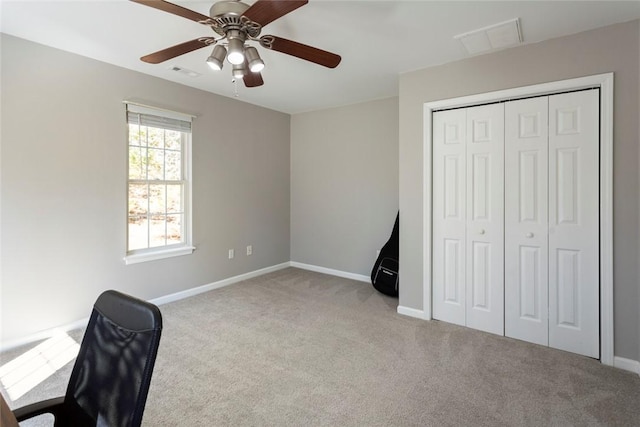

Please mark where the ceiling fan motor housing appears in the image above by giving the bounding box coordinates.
[210,0,249,18]
[209,1,260,38]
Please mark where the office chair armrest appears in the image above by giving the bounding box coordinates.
[13,396,65,421]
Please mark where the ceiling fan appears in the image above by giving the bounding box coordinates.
[131,0,342,88]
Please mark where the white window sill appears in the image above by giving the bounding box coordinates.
[124,246,195,265]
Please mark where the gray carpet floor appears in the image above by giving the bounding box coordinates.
[2,267,639,426]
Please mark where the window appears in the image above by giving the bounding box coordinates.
[124,103,194,264]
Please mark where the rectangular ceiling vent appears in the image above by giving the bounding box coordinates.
[169,66,201,78]
[455,18,523,56]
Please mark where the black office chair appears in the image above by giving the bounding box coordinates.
[13,290,162,427]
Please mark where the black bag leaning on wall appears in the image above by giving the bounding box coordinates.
[371,212,399,297]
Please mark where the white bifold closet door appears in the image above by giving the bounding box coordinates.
[504,96,550,346]
[434,90,599,358]
[504,90,599,358]
[433,109,467,327]
[548,90,599,358]
[433,104,504,335]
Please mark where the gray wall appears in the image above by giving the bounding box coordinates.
[291,98,399,275]
[0,34,290,345]
[399,20,640,360]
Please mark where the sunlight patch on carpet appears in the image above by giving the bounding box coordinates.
[0,332,79,400]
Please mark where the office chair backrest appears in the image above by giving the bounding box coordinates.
[61,290,162,427]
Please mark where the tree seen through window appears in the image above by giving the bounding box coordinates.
[128,124,185,251]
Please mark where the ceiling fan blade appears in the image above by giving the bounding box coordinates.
[141,38,216,64]
[130,0,212,24]
[243,0,308,27]
[243,71,264,88]
[260,36,341,68]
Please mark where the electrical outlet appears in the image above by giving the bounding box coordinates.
[246,245,252,256]
[228,249,234,259]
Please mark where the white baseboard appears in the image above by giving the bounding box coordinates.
[1,317,91,352]
[1,262,291,352]
[397,305,427,320]
[289,261,370,283]
[150,262,290,306]
[613,356,640,376]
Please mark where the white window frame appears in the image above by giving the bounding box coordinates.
[123,102,195,265]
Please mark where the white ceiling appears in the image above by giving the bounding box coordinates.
[2,0,639,114]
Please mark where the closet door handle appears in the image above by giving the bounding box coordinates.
[525,232,534,238]
[478,229,485,235]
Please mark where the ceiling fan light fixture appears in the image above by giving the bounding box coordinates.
[231,63,246,79]
[206,45,227,70]
[226,30,246,65]
[245,46,265,72]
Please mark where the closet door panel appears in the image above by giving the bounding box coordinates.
[505,97,549,346]
[432,109,467,326]
[548,90,599,358]
[465,103,504,335]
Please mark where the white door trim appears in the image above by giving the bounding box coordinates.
[422,73,614,365]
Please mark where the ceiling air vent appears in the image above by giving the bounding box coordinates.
[455,18,523,55]
[169,66,201,78]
